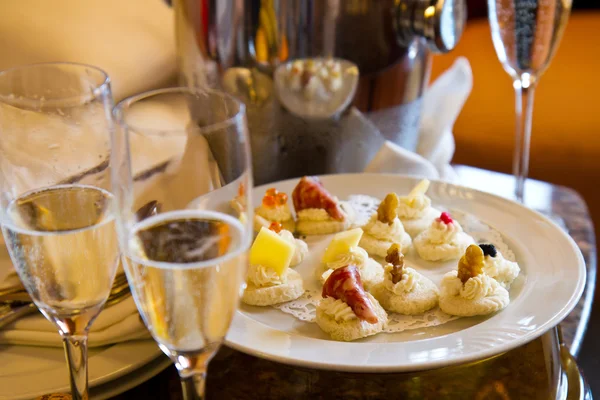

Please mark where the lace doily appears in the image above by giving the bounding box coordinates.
[450,210,516,262]
[271,195,517,334]
[273,292,458,333]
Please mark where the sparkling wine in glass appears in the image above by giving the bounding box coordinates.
[0,63,119,399]
[112,88,253,400]
[488,0,571,202]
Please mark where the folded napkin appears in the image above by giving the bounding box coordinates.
[0,294,150,348]
[0,242,149,348]
[365,57,473,181]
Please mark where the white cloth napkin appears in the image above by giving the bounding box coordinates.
[0,243,150,348]
[365,57,473,181]
[0,295,150,348]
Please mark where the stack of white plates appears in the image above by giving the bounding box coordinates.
[0,339,170,399]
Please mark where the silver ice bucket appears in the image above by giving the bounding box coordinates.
[171,0,466,184]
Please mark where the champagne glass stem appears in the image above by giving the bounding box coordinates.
[62,335,89,400]
[512,75,537,203]
[180,372,207,400]
[175,347,216,400]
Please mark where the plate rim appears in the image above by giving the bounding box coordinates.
[225,173,586,372]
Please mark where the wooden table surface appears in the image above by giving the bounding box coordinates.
[111,166,597,399]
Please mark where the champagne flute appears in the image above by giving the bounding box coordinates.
[488,0,571,202]
[112,87,253,400]
[0,63,119,399]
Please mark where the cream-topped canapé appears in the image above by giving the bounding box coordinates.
[293,176,353,235]
[413,212,474,262]
[359,193,412,258]
[371,244,439,315]
[254,188,295,232]
[479,244,521,289]
[439,245,509,317]
[397,179,440,237]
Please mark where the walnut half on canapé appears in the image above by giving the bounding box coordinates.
[377,193,399,225]
[457,244,485,284]
[385,243,405,284]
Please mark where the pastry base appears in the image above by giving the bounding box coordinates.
[371,274,439,315]
[359,232,412,258]
[413,232,474,262]
[316,293,388,342]
[242,269,304,306]
[400,208,441,238]
[296,218,350,236]
[296,202,355,236]
[439,273,510,317]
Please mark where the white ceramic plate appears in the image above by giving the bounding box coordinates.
[225,174,586,372]
[0,339,162,400]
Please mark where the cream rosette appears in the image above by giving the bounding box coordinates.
[413,213,474,262]
[479,244,521,290]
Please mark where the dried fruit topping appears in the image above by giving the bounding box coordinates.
[268,221,283,233]
[265,188,278,197]
[479,244,497,258]
[457,245,485,284]
[385,244,405,284]
[238,183,246,197]
[438,212,453,225]
[377,193,399,224]
[276,192,288,205]
[385,243,403,266]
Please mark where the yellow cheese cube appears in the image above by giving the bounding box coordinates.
[322,228,363,263]
[249,227,295,276]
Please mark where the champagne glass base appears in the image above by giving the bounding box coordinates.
[515,180,569,232]
[535,209,568,232]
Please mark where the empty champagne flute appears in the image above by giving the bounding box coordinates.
[488,0,571,202]
[0,63,119,399]
[112,87,253,400]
